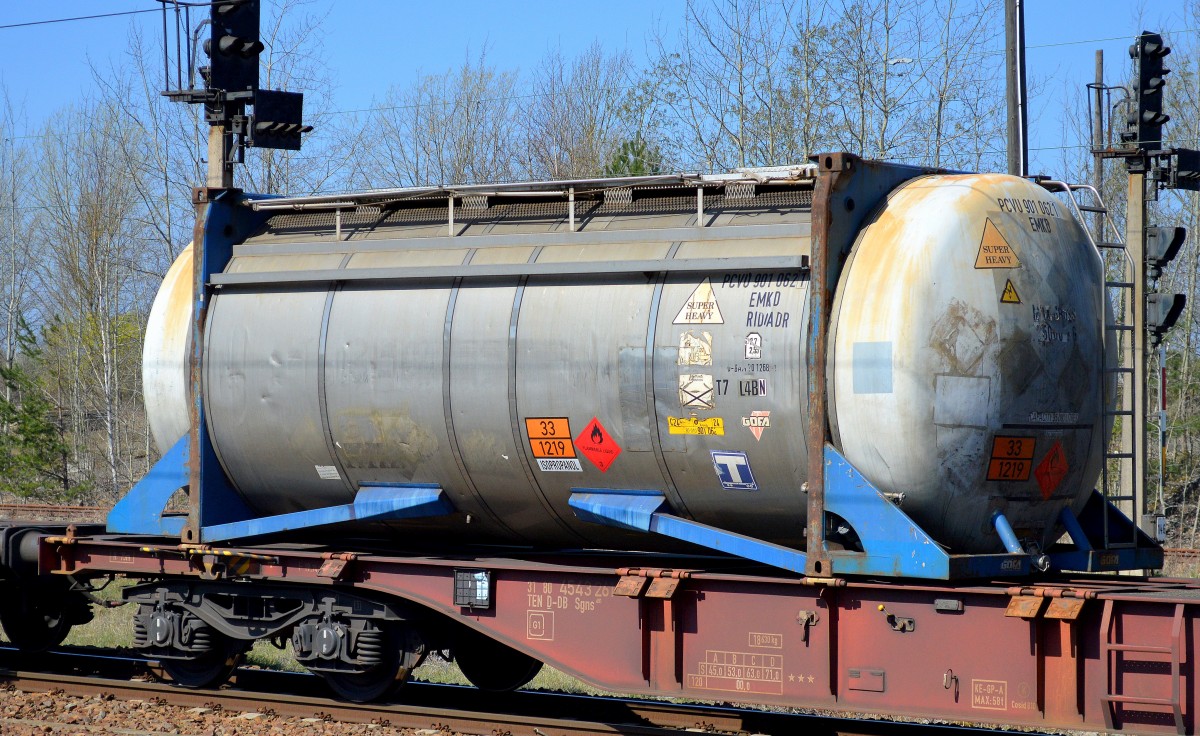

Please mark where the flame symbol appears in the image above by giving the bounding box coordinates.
[591,424,604,444]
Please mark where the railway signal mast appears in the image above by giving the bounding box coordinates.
[1095,31,1190,538]
[158,0,313,541]
[161,0,312,188]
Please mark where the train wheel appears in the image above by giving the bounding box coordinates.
[161,635,246,689]
[0,581,91,652]
[322,624,424,703]
[455,634,542,692]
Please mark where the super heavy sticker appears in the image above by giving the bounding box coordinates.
[975,218,1021,269]
[673,279,724,324]
[575,417,622,472]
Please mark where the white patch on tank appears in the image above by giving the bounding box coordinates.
[315,465,341,480]
[852,341,893,394]
[933,375,991,428]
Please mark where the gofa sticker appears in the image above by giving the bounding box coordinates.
[742,410,770,441]
[574,417,622,472]
[679,373,715,410]
[711,450,758,491]
[678,330,714,366]
[745,332,762,360]
[673,278,724,324]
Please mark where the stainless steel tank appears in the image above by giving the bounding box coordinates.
[143,172,1108,554]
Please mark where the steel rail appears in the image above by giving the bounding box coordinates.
[0,650,1046,736]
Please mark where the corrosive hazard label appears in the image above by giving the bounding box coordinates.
[575,417,621,472]
[673,279,724,324]
[975,218,1021,269]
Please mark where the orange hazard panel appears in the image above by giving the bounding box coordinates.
[525,417,576,458]
[986,435,1035,482]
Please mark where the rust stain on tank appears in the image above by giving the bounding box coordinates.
[333,409,438,477]
[162,243,195,351]
[929,299,997,375]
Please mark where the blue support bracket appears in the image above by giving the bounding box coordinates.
[569,489,810,573]
[821,445,958,578]
[568,446,1033,580]
[1047,491,1165,572]
[200,483,455,543]
[106,433,190,536]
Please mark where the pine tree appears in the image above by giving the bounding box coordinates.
[0,319,74,501]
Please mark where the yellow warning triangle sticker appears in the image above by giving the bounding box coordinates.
[673,278,724,324]
[1000,279,1021,304]
[975,218,1021,269]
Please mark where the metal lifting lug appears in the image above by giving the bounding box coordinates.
[877,604,915,632]
[612,568,694,599]
[943,669,959,698]
[797,609,820,644]
[318,552,358,580]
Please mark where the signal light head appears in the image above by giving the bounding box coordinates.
[1147,292,1187,344]
[216,35,264,58]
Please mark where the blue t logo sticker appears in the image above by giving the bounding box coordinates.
[711,450,758,491]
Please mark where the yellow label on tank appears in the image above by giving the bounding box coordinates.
[975,218,1021,269]
[667,417,725,436]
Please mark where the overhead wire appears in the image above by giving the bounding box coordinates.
[0,9,161,31]
[2,5,1199,189]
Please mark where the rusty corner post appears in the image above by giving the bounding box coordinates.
[185,124,236,543]
[184,187,209,544]
[805,153,857,577]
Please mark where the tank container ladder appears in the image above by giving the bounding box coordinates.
[1041,181,1139,549]
[1099,599,1185,733]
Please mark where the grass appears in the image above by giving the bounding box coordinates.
[1,574,602,695]
[61,577,136,649]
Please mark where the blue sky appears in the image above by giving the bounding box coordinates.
[0,1,1194,176]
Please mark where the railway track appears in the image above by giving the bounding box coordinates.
[0,504,105,523]
[0,648,1049,736]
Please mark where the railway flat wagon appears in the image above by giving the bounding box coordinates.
[0,153,1189,735]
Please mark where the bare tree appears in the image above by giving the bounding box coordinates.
[647,0,805,171]
[365,50,520,187]
[240,0,369,195]
[0,92,36,383]
[521,43,638,179]
[30,97,152,501]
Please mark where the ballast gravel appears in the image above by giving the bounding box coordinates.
[0,688,448,736]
